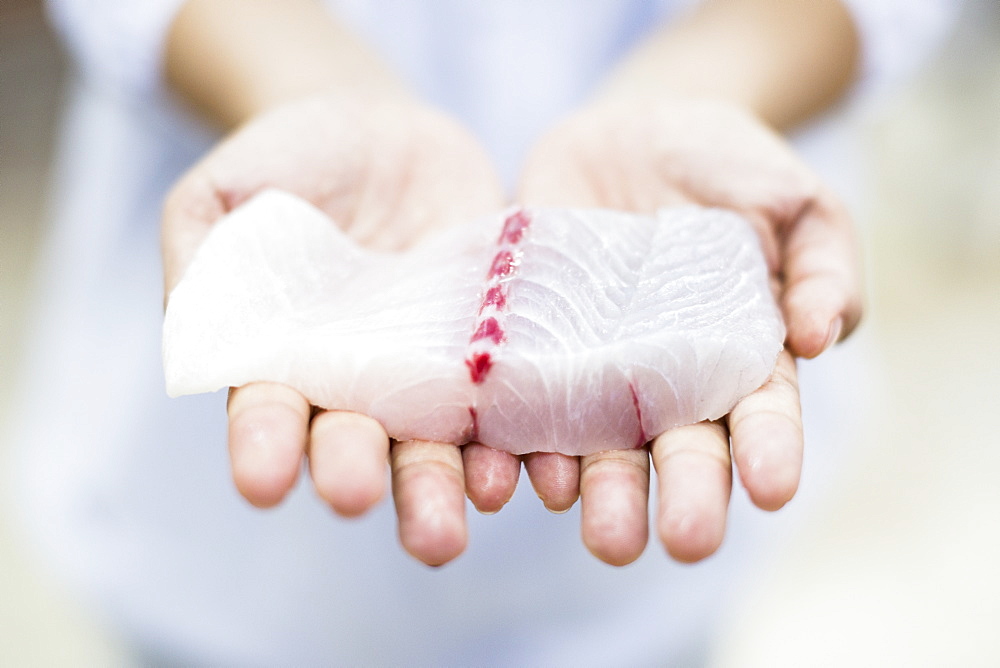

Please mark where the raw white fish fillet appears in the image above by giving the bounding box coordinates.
[164,189,784,455]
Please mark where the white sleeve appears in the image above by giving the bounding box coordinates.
[46,0,189,95]
[839,0,961,96]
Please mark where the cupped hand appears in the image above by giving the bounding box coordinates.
[162,94,507,565]
[515,98,863,565]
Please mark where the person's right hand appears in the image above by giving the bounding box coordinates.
[162,94,516,566]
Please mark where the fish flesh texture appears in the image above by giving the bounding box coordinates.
[164,189,784,455]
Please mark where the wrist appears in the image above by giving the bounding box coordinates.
[166,0,413,128]
[582,0,859,131]
[587,69,767,122]
[236,82,414,127]
[575,94,764,134]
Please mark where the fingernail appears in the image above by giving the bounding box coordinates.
[544,504,571,515]
[822,317,843,353]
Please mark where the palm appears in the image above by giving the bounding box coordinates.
[165,97,503,276]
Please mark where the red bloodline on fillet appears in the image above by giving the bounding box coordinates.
[471,317,504,344]
[487,251,516,279]
[498,210,531,244]
[479,285,507,312]
[465,212,530,385]
[466,352,493,384]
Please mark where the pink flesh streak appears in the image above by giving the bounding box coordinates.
[628,381,648,448]
[467,406,479,442]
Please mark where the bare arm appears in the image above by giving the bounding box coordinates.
[594,0,860,130]
[164,0,409,128]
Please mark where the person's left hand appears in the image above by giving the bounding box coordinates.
[513,97,863,565]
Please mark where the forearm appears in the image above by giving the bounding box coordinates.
[592,0,860,130]
[165,0,410,128]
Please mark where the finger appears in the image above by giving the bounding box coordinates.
[579,448,650,566]
[523,452,580,513]
[651,421,732,563]
[227,382,310,508]
[462,444,521,514]
[308,410,389,517]
[391,440,467,566]
[161,170,227,301]
[781,190,863,358]
[728,351,803,511]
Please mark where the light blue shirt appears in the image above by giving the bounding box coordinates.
[12,1,955,664]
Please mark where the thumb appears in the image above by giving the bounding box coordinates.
[780,190,863,358]
[161,171,226,306]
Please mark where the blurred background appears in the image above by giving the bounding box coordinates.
[1,0,997,665]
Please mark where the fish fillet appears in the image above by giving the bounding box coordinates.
[164,189,784,455]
